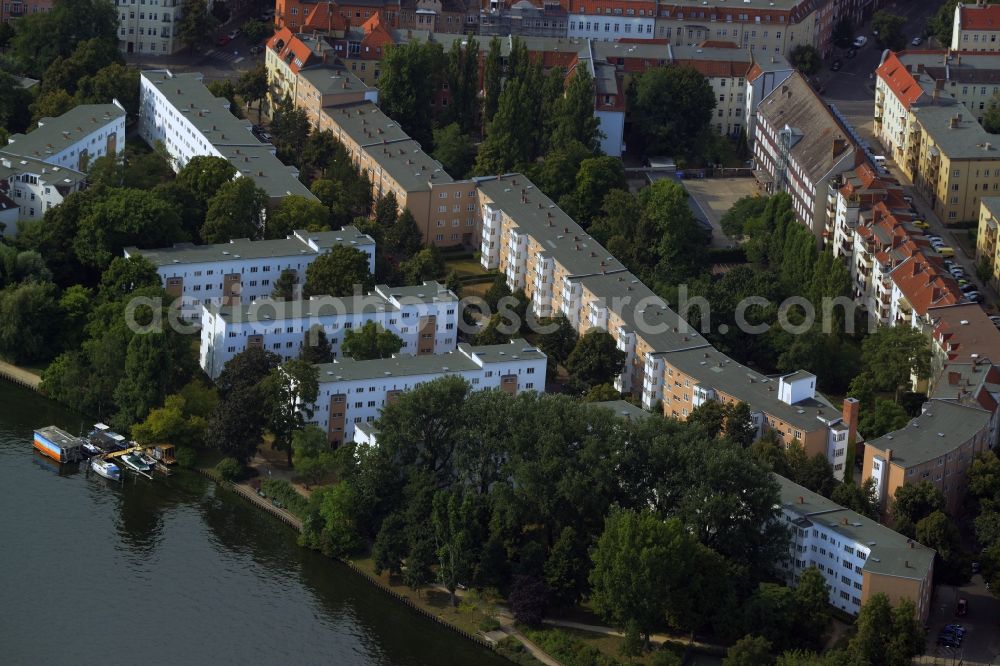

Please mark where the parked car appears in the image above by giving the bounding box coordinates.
[951,268,967,278]
[904,194,914,203]
[961,284,978,294]
[956,598,969,616]
[988,316,1000,327]
[831,59,843,71]
[973,561,982,573]
[259,131,272,142]
[965,292,983,303]
[912,36,924,46]
[938,247,955,257]
[853,36,868,47]
[228,29,240,40]
[249,45,263,55]
[217,35,230,46]
[261,9,275,20]
[944,259,955,270]
[913,220,930,229]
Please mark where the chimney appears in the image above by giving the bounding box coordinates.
[833,138,847,157]
[917,63,925,74]
[797,496,805,504]
[948,371,961,385]
[843,396,859,450]
[885,448,893,461]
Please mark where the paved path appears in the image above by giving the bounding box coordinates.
[539,617,723,653]
[0,360,41,389]
[498,617,563,666]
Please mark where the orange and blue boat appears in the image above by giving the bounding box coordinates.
[33,426,85,464]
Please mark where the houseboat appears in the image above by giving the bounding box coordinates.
[88,423,128,453]
[33,426,85,464]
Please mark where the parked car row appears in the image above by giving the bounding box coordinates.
[251,125,272,143]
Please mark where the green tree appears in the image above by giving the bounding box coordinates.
[292,425,337,486]
[985,92,1000,135]
[536,315,578,375]
[559,156,627,226]
[724,636,774,666]
[9,0,118,76]
[482,37,503,125]
[859,399,909,439]
[131,393,208,449]
[176,156,236,207]
[544,526,590,607]
[443,36,480,134]
[263,359,319,465]
[237,64,268,122]
[201,177,268,243]
[76,63,140,118]
[378,41,443,147]
[565,329,626,387]
[431,123,475,178]
[795,567,831,649]
[241,18,270,43]
[112,331,180,431]
[788,45,821,75]
[270,98,311,166]
[400,246,444,284]
[341,321,403,360]
[744,583,797,652]
[388,209,424,258]
[74,187,186,268]
[374,191,399,232]
[860,326,930,401]
[30,89,77,124]
[891,481,945,536]
[831,478,879,519]
[372,512,408,576]
[404,536,436,591]
[303,245,373,297]
[0,281,62,364]
[721,195,768,239]
[848,593,923,666]
[299,325,334,364]
[177,0,219,50]
[432,489,475,606]
[872,10,907,51]
[266,195,329,239]
[627,66,716,159]
[915,510,968,584]
[549,68,602,153]
[97,256,161,302]
[272,269,298,300]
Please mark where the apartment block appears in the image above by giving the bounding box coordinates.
[830,164,906,262]
[951,0,1000,52]
[138,70,316,204]
[199,282,459,378]
[114,0,180,56]
[863,399,993,521]
[476,172,858,476]
[754,72,860,239]
[265,27,326,116]
[0,102,126,234]
[883,50,1000,126]
[776,474,935,622]
[1,0,52,23]
[311,339,546,444]
[875,52,1000,223]
[480,2,569,38]
[566,0,655,41]
[295,66,379,127]
[976,196,1000,287]
[125,226,376,320]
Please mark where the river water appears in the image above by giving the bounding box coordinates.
[0,381,506,666]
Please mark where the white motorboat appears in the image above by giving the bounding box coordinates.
[120,452,153,474]
[91,458,121,481]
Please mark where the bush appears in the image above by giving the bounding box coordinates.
[479,616,501,632]
[526,629,619,666]
[261,478,309,518]
[175,446,197,469]
[215,456,243,481]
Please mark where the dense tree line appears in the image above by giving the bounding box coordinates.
[968,449,1000,597]
[299,376,790,642]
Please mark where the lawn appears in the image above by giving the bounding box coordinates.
[444,256,488,278]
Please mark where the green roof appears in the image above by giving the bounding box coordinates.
[663,346,840,432]
[475,173,628,278]
[776,474,935,581]
[325,102,452,192]
[590,400,652,421]
[5,103,124,161]
[126,226,373,267]
[914,104,1000,160]
[864,399,990,467]
[313,338,543,381]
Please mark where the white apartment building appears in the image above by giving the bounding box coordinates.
[115,0,182,56]
[199,282,459,378]
[125,226,376,320]
[776,474,936,622]
[0,102,126,234]
[310,339,547,445]
[138,69,316,203]
[567,5,656,41]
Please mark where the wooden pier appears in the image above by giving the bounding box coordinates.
[0,360,41,391]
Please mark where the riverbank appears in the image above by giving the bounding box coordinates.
[0,360,41,391]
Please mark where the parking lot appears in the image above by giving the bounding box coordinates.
[923,575,1000,664]
[679,177,760,248]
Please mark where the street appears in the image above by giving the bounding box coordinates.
[922,575,1000,665]
[815,0,999,311]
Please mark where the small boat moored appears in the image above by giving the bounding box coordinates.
[90,458,121,481]
[120,452,153,474]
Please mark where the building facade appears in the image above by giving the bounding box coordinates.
[951,1,1000,52]
[863,399,993,521]
[776,474,936,622]
[115,0,181,55]
[125,227,376,320]
[199,282,459,378]
[310,339,546,444]
[138,69,316,204]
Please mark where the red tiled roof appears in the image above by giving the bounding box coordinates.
[960,4,1000,31]
[302,4,350,32]
[876,51,924,110]
[931,304,1000,364]
[267,27,318,74]
[890,255,963,316]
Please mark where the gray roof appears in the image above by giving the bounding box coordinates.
[325,102,452,192]
[590,400,652,421]
[757,72,856,182]
[375,281,459,304]
[5,103,124,161]
[912,104,1000,160]
[298,65,371,96]
[573,271,712,354]
[126,226,374,267]
[865,399,991,467]
[776,474,936,581]
[0,152,86,187]
[313,338,542,382]
[982,196,1000,218]
[930,361,1000,405]
[141,70,315,200]
[898,50,1000,86]
[662,346,839,432]
[475,174,628,277]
